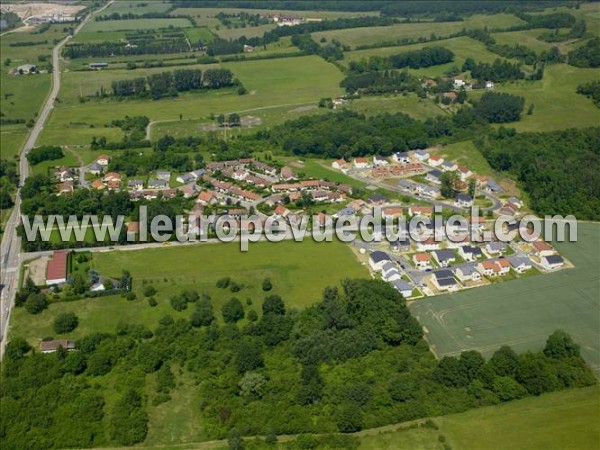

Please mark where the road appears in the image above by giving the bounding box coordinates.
[0,1,114,359]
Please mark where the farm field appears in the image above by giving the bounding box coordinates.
[171,7,380,20]
[10,239,367,347]
[347,94,444,121]
[214,23,277,40]
[410,222,600,374]
[491,28,585,53]
[358,385,600,450]
[39,55,344,146]
[81,17,193,33]
[184,26,216,43]
[98,0,172,15]
[342,36,517,77]
[470,64,600,132]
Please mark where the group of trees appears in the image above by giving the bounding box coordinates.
[2,278,595,448]
[388,46,454,69]
[111,68,235,100]
[462,57,527,82]
[340,70,417,95]
[63,37,190,59]
[576,80,600,107]
[473,92,525,123]
[568,38,600,68]
[26,145,64,165]
[477,126,600,220]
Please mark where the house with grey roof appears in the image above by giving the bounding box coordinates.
[433,249,456,267]
[458,245,483,262]
[485,179,503,193]
[426,169,442,185]
[485,242,507,255]
[431,269,459,291]
[454,264,482,282]
[542,255,564,270]
[393,279,414,297]
[156,171,171,181]
[508,256,532,273]
[369,251,391,271]
[148,179,168,189]
[455,193,473,207]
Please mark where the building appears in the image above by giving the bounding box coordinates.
[429,154,444,167]
[390,236,411,252]
[542,255,565,270]
[369,251,391,271]
[156,171,171,181]
[353,158,371,169]
[458,245,483,262]
[533,240,555,257]
[455,264,482,282]
[40,339,76,354]
[413,252,431,270]
[46,251,68,285]
[15,64,38,75]
[455,193,473,208]
[409,206,433,217]
[426,169,442,185]
[392,279,414,297]
[373,155,389,167]
[485,242,507,255]
[432,269,459,291]
[417,237,440,251]
[432,249,456,267]
[485,81,495,90]
[508,256,532,273]
[392,152,410,164]
[331,159,347,170]
[457,166,472,181]
[485,179,503,193]
[89,62,108,69]
[96,154,110,166]
[414,149,430,161]
[441,160,457,172]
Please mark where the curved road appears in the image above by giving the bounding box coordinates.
[0,1,114,359]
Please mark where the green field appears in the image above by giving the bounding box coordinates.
[410,223,600,374]
[82,18,193,33]
[471,64,599,132]
[214,23,277,40]
[184,26,216,43]
[358,385,600,450]
[99,0,172,16]
[491,28,585,53]
[10,239,367,347]
[172,7,379,21]
[348,94,444,121]
[40,55,344,146]
[438,140,495,177]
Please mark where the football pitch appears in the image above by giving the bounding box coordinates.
[410,223,600,373]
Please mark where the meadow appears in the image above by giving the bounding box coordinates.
[38,55,345,146]
[491,28,585,53]
[171,7,379,21]
[469,64,600,132]
[98,0,172,16]
[81,18,193,33]
[410,222,600,374]
[437,140,495,177]
[358,385,600,450]
[10,239,368,347]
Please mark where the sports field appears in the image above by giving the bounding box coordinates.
[358,385,600,450]
[410,223,600,373]
[10,239,368,346]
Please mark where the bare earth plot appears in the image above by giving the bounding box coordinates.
[410,223,600,373]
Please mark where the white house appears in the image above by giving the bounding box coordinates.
[432,269,459,291]
[432,249,456,267]
[441,160,458,172]
[373,155,389,167]
[458,246,483,262]
[331,159,347,170]
[541,255,565,270]
[414,149,430,161]
[428,155,444,167]
[455,193,473,208]
[455,265,482,282]
[457,166,472,181]
[485,81,495,90]
[454,79,465,89]
[96,154,110,166]
[392,152,410,164]
[369,251,391,271]
[232,170,249,181]
[485,242,507,256]
[392,279,414,297]
[353,157,371,169]
[417,237,440,251]
[382,268,403,282]
[413,253,431,270]
[508,256,532,273]
[426,169,442,185]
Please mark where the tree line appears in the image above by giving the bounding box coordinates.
[110,68,235,100]
[2,278,595,448]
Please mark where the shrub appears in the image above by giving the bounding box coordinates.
[53,312,79,334]
[143,285,157,297]
[216,277,230,288]
[147,297,158,307]
[25,293,48,314]
[262,278,272,291]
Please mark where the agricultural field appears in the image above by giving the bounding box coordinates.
[97,0,173,16]
[358,385,600,450]
[342,36,517,77]
[10,239,367,347]
[347,94,444,121]
[469,64,600,132]
[171,7,380,21]
[491,28,584,53]
[184,26,216,43]
[410,223,600,374]
[81,17,193,33]
[214,23,277,40]
[39,55,344,146]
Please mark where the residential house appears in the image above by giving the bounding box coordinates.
[417,237,440,251]
[414,149,430,161]
[454,79,465,89]
[55,166,74,182]
[485,242,506,256]
[232,169,249,181]
[96,154,110,166]
[457,166,472,181]
[432,269,459,291]
[541,255,565,270]
[433,249,456,267]
[127,179,144,191]
[273,204,290,218]
[454,264,482,283]
[102,172,121,183]
[426,169,443,185]
[156,171,171,182]
[373,155,389,167]
[280,166,295,181]
[398,179,415,191]
[91,179,105,190]
[369,251,391,271]
[508,256,532,273]
[500,203,519,217]
[382,207,404,219]
[422,186,441,198]
[335,206,356,218]
[252,162,277,176]
[148,179,168,189]
[458,245,483,262]
[392,152,410,164]
[197,191,217,206]
[409,206,433,217]
[176,173,195,184]
[331,159,347,170]
[40,339,76,354]
[533,240,555,257]
[443,91,457,102]
[88,162,103,175]
[126,221,140,239]
[390,237,411,252]
[455,193,473,208]
[392,279,414,297]
[56,181,74,195]
[477,260,509,277]
[485,81,495,90]
[353,158,371,169]
[179,183,197,198]
[413,252,431,270]
[507,197,523,208]
[429,154,444,167]
[367,194,388,205]
[46,251,68,285]
[441,160,457,172]
[485,179,503,193]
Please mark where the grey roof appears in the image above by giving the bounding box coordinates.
[393,279,413,293]
[434,249,455,262]
[398,180,414,188]
[128,179,143,186]
[462,246,483,256]
[487,242,507,252]
[508,196,521,204]
[395,151,410,159]
[441,161,455,168]
[427,169,442,179]
[544,255,564,265]
[337,207,356,216]
[456,193,473,202]
[368,194,389,203]
[434,269,455,280]
[508,256,531,268]
[415,149,429,156]
[381,262,396,273]
[436,276,457,287]
[455,264,478,276]
[486,179,503,192]
[88,162,103,171]
[178,173,194,182]
[148,179,168,188]
[370,251,390,264]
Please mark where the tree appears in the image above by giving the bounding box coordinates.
[544,330,580,359]
[468,178,476,198]
[336,404,363,433]
[262,278,272,291]
[247,309,258,322]
[190,298,214,327]
[222,297,244,323]
[143,285,157,297]
[238,371,267,398]
[156,363,176,393]
[227,428,244,450]
[488,345,519,377]
[474,92,525,123]
[492,376,528,402]
[235,340,264,373]
[25,293,48,314]
[440,170,459,198]
[516,352,561,395]
[262,295,285,316]
[434,356,469,387]
[459,350,486,382]
[53,312,79,334]
[170,295,187,311]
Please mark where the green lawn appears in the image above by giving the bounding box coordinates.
[81,18,193,33]
[437,140,495,177]
[10,239,367,348]
[40,55,344,146]
[348,94,444,121]
[184,26,216,43]
[471,64,600,132]
[358,385,600,450]
[410,222,600,374]
[0,125,28,161]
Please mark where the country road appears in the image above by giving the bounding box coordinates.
[0,1,115,359]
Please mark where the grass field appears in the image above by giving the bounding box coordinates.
[470,64,599,132]
[214,23,277,40]
[10,239,367,347]
[99,0,172,16]
[437,140,495,177]
[410,223,600,374]
[184,26,216,43]
[491,28,585,53]
[82,18,193,33]
[40,55,344,146]
[171,7,379,21]
[348,94,444,121]
[342,36,517,77]
[358,385,600,450]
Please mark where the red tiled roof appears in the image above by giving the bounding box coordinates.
[46,251,68,282]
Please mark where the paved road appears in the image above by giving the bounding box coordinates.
[0,1,114,359]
